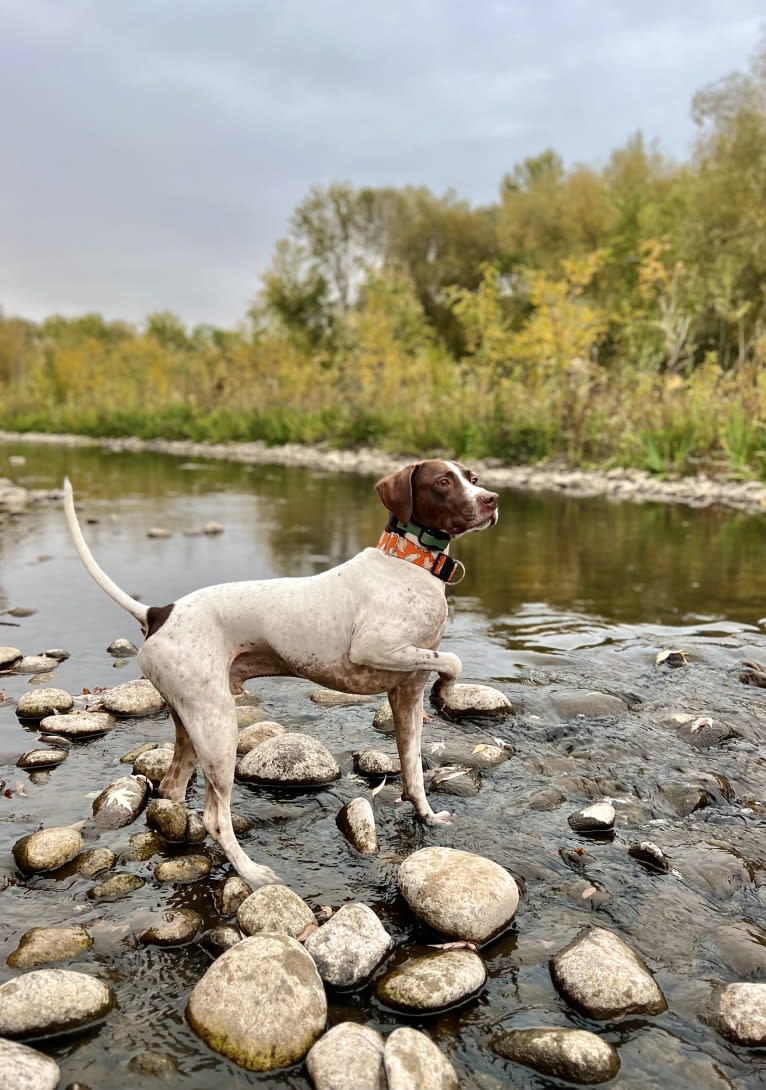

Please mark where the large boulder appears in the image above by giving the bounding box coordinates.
[0,969,114,1038]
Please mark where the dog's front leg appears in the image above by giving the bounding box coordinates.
[389,675,451,826]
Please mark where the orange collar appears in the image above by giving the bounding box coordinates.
[376,527,465,584]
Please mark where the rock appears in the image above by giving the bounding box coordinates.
[441,741,511,770]
[493,1027,620,1084]
[186,934,327,1071]
[128,1050,179,1078]
[154,855,211,883]
[92,775,149,827]
[13,826,83,874]
[376,947,486,1013]
[147,526,172,538]
[712,922,766,978]
[0,969,114,1038]
[202,926,242,957]
[87,873,145,900]
[398,847,519,946]
[16,748,67,770]
[236,732,340,786]
[628,841,670,873]
[550,927,667,1019]
[133,746,175,785]
[383,1027,458,1090]
[656,649,687,668]
[120,741,157,763]
[567,802,616,835]
[186,810,207,843]
[709,982,766,1046]
[138,908,203,947]
[106,637,138,656]
[145,798,188,842]
[15,687,73,720]
[235,704,269,728]
[123,831,165,861]
[101,678,166,716]
[237,885,315,939]
[431,682,513,720]
[304,903,393,988]
[306,1023,385,1090]
[0,646,23,670]
[373,700,394,731]
[39,648,69,662]
[428,767,482,797]
[236,720,285,754]
[220,876,252,917]
[73,848,117,877]
[337,797,378,855]
[550,691,629,719]
[353,749,401,776]
[0,1038,61,1090]
[7,926,93,969]
[659,782,711,817]
[310,689,377,706]
[203,520,225,535]
[14,655,60,675]
[39,710,116,739]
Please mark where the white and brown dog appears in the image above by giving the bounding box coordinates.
[64,461,499,886]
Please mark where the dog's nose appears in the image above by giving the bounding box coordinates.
[480,491,499,509]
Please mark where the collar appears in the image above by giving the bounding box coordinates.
[375,520,465,584]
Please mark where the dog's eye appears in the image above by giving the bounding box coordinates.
[470,475,479,485]
[437,477,451,488]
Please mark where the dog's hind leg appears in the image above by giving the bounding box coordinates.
[389,673,451,826]
[157,707,199,803]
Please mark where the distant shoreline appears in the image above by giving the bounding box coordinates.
[1,430,766,517]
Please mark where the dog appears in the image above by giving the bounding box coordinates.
[64,460,499,887]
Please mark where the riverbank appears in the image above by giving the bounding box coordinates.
[2,429,766,516]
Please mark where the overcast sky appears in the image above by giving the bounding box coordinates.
[1,1,763,329]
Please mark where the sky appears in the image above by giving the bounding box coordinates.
[1,1,763,330]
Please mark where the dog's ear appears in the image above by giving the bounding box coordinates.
[375,464,418,523]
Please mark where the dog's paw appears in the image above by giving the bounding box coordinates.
[247,865,284,889]
[426,809,452,826]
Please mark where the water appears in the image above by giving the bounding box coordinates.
[1,441,765,1088]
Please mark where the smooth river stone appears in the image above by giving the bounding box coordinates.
[186,934,327,1071]
[0,1038,60,1090]
[138,908,203,947]
[7,926,93,969]
[12,826,83,874]
[494,1027,620,1084]
[15,687,73,720]
[236,720,285,753]
[87,873,146,900]
[376,948,486,1013]
[237,885,315,939]
[133,745,175,785]
[398,846,520,945]
[145,798,188,842]
[16,748,67,770]
[306,1023,385,1090]
[709,982,766,1046]
[304,903,393,988]
[550,927,667,1019]
[431,682,513,720]
[0,969,114,1039]
[236,732,340,785]
[353,749,401,776]
[383,1027,458,1090]
[567,802,616,834]
[39,710,116,738]
[101,678,166,716]
[0,646,23,669]
[154,855,211,883]
[92,774,149,827]
[14,655,60,674]
[337,797,378,855]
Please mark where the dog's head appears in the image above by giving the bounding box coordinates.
[375,460,499,538]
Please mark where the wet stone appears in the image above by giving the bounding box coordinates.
[306,1023,385,1090]
[550,691,629,719]
[87,872,146,900]
[550,926,667,1019]
[14,655,60,674]
[712,922,766,978]
[15,687,74,720]
[128,1050,179,1079]
[236,732,341,786]
[568,802,616,835]
[13,826,84,874]
[0,1037,61,1090]
[304,902,393,988]
[133,746,175,785]
[398,847,520,946]
[235,704,269,728]
[123,830,165,862]
[310,688,377,706]
[428,767,482,797]
[73,847,117,877]
[220,876,252,917]
[709,982,766,1046]
[432,682,513,720]
[101,678,166,716]
[383,1026,458,1090]
[120,741,157,763]
[186,934,327,1071]
[628,841,670,873]
[16,748,67,770]
[237,884,315,939]
[372,699,394,731]
[0,968,114,1039]
[154,854,211,884]
[92,774,149,827]
[39,648,69,662]
[659,781,711,817]
[138,908,203,947]
[106,637,138,657]
[0,646,23,670]
[7,926,94,969]
[443,741,511,769]
[494,1027,620,1084]
[353,749,401,776]
[186,810,207,843]
[337,797,378,855]
[202,926,242,958]
[236,719,285,753]
[145,798,188,842]
[39,710,116,739]
[376,947,486,1013]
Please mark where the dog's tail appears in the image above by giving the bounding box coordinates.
[63,478,149,629]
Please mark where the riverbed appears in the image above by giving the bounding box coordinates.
[1,439,765,1089]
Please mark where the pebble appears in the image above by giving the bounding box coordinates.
[13,826,84,874]
[138,909,203,947]
[398,847,520,945]
[304,902,393,988]
[237,884,315,939]
[39,711,116,739]
[383,1026,458,1090]
[186,934,327,1071]
[567,802,616,835]
[7,926,93,969]
[154,855,211,883]
[336,797,378,855]
[236,720,285,753]
[236,732,341,785]
[376,947,486,1013]
[87,873,146,900]
[202,926,242,957]
[493,1027,620,1084]
[0,1038,61,1090]
[709,982,766,1046]
[15,687,73,719]
[432,682,513,720]
[628,841,670,873]
[0,968,114,1038]
[220,876,252,917]
[100,678,166,716]
[353,749,401,776]
[306,1023,385,1090]
[92,774,149,827]
[550,927,667,1018]
[106,637,138,656]
[39,648,69,662]
[145,798,188,842]
[16,748,67,770]
[133,746,175,785]
[372,699,394,731]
